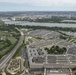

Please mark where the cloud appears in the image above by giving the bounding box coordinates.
[0,0,76,6]
[0,0,76,11]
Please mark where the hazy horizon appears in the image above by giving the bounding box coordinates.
[0,10,76,12]
[0,0,76,11]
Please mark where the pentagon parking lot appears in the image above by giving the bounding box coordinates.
[25,29,76,75]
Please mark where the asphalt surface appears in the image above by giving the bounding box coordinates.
[23,47,29,68]
[0,28,24,70]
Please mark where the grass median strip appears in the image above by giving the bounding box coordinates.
[13,44,25,58]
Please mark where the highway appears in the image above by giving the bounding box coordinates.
[0,28,24,70]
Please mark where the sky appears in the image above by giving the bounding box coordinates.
[0,0,76,11]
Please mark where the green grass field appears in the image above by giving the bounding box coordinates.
[7,37,17,44]
[27,37,39,44]
[69,38,76,43]
[0,31,9,36]
[13,44,25,58]
[0,42,8,49]
[1,47,11,53]
[0,36,18,58]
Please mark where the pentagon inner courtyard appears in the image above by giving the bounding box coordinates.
[0,6,76,75]
[1,26,76,75]
[24,29,76,75]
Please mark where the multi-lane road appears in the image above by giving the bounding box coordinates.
[0,28,24,70]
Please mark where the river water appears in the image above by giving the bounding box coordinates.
[4,21,76,28]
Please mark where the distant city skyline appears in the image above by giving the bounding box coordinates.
[0,0,76,11]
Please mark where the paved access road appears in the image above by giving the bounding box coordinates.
[0,28,24,70]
